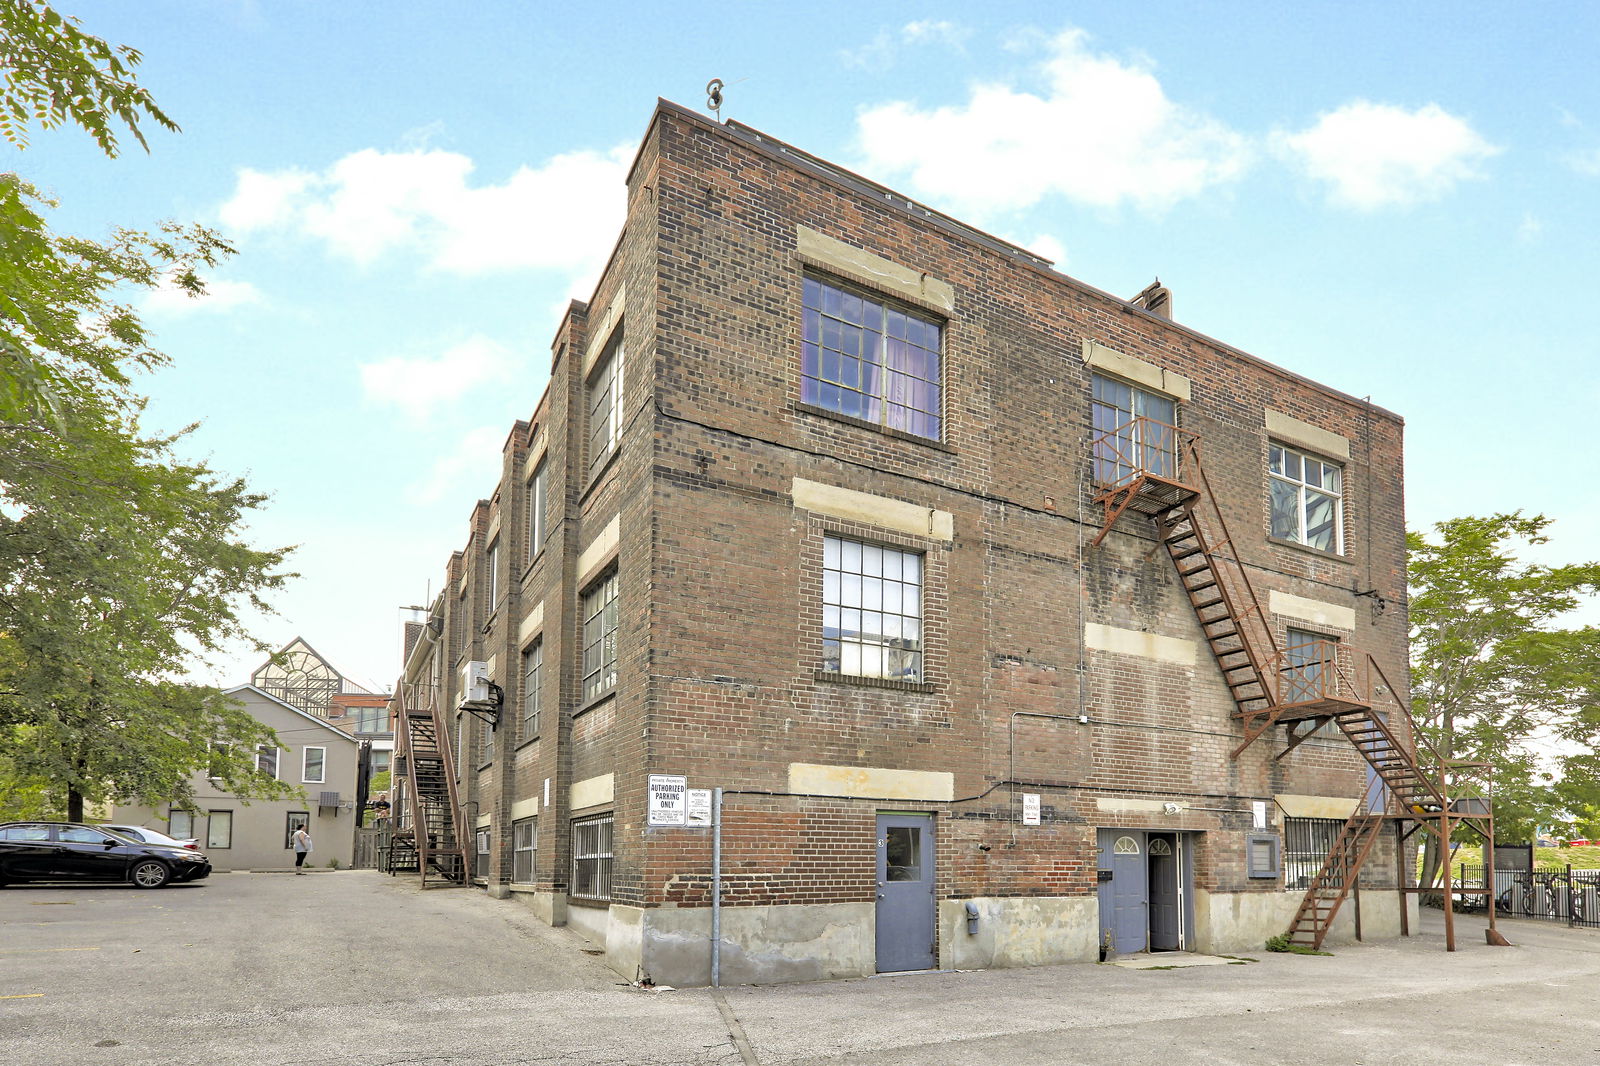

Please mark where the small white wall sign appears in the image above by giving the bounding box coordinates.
[685,789,712,828]
[648,774,688,827]
[1022,793,1041,826]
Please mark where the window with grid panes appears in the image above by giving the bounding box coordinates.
[512,818,536,884]
[527,460,547,561]
[587,331,623,478]
[570,814,613,901]
[1091,373,1177,485]
[1269,443,1343,553]
[581,572,618,702]
[522,640,543,741]
[486,537,501,612]
[822,535,923,682]
[801,276,942,440]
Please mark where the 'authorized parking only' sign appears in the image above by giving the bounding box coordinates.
[647,775,688,826]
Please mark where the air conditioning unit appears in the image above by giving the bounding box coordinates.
[459,660,491,705]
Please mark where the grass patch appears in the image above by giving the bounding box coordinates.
[1265,934,1333,956]
[1219,954,1259,963]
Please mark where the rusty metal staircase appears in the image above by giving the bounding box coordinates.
[1286,812,1387,948]
[1090,419,1480,949]
[394,684,467,887]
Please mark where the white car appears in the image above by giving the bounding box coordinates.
[99,824,202,851]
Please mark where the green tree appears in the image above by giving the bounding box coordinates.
[0,3,293,820]
[1409,513,1600,854]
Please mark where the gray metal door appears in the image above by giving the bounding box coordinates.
[1097,829,1148,954]
[1148,834,1180,950]
[875,813,936,972]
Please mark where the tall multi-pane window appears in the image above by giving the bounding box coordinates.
[480,705,495,765]
[527,461,547,561]
[801,276,942,441]
[571,814,614,901]
[522,641,543,741]
[1269,443,1343,553]
[475,828,491,880]
[587,331,624,478]
[512,818,536,884]
[486,538,501,611]
[821,535,924,682]
[1091,373,1177,485]
[581,572,619,702]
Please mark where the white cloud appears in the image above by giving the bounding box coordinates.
[1276,101,1499,210]
[410,425,508,505]
[143,274,264,315]
[902,20,970,49]
[360,334,515,419]
[842,19,971,69]
[217,143,633,292]
[1003,231,1067,266]
[1569,148,1600,177]
[1518,213,1544,243]
[854,28,1250,216]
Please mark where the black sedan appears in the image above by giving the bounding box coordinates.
[0,822,211,888]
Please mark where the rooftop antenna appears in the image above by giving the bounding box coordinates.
[706,78,724,119]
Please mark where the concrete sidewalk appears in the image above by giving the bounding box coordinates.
[3,873,1593,1065]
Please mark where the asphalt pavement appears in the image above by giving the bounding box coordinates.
[2,870,1596,1065]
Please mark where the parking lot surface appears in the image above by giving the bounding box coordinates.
[3,871,1598,1065]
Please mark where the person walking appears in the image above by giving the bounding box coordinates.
[292,825,314,874]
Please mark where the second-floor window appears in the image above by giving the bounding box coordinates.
[801,276,942,441]
[522,640,543,741]
[254,745,278,779]
[822,535,924,682]
[527,460,547,561]
[1269,443,1343,553]
[1091,373,1177,484]
[302,746,325,784]
[486,537,501,611]
[581,572,619,702]
[588,330,623,478]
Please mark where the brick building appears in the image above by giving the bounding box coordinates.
[389,99,1429,986]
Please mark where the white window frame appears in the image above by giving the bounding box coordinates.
[512,818,536,884]
[821,534,924,683]
[581,572,619,702]
[522,640,543,741]
[1269,442,1344,554]
[167,809,193,840]
[254,745,279,779]
[587,330,624,478]
[302,746,326,784]
[570,814,614,901]
[527,460,547,562]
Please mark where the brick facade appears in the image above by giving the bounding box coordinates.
[394,100,1414,985]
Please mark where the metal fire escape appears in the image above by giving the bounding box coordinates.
[392,682,468,887]
[1089,416,1495,950]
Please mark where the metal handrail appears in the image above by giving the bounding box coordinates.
[1089,416,1193,491]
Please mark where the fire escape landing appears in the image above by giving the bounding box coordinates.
[1090,417,1495,950]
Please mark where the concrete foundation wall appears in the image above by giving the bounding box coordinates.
[940,896,1100,969]
[1193,889,1416,952]
[627,902,875,987]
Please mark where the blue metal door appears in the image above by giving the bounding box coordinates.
[1097,829,1149,954]
[876,813,936,972]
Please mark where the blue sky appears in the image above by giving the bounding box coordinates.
[20,2,1598,689]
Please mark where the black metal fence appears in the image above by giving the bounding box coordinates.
[1442,864,1600,927]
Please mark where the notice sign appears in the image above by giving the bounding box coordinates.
[686,789,712,828]
[648,775,688,826]
[1022,793,1041,826]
